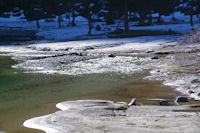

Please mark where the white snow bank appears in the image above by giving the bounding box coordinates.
[27,35,178,53]
[0,11,198,40]
[132,23,200,33]
[0,35,178,56]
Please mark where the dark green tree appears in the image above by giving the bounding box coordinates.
[78,0,102,35]
[153,0,174,23]
[68,0,80,26]
[171,0,181,19]
[106,0,130,32]
[0,0,16,17]
[179,0,200,30]
[22,0,45,29]
[133,0,150,25]
[43,0,69,28]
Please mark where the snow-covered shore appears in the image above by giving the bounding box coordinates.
[0,35,177,75]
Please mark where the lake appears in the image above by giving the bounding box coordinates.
[0,56,175,133]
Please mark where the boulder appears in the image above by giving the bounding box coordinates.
[191,79,200,84]
[155,52,170,55]
[69,52,80,56]
[191,105,200,108]
[128,98,136,106]
[160,100,169,106]
[60,47,72,51]
[41,47,51,51]
[146,50,154,53]
[151,57,159,60]
[175,97,189,103]
[108,54,116,58]
[188,90,195,94]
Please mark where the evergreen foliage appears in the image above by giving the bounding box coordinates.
[1,0,199,32]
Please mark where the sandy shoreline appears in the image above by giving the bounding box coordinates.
[24,100,200,133]
[0,56,176,133]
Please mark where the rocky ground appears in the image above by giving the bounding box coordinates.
[1,33,200,133]
[1,34,199,100]
[24,100,200,133]
[21,37,200,133]
[146,41,200,100]
[0,35,176,75]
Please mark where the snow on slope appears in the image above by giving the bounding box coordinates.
[0,12,199,40]
[0,35,178,76]
[26,35,178,53]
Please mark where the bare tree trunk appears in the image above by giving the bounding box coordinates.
[190,14,195,31]
[72,17,75,26]
[58,15,61,28]
[88,17,92,35]
[172,12,175,19]
[67,13,71,25]
[139,13,145,25]
[190,0,195,31]
[36,19,40,29]
[124,0,129,32]
[157,13,161,23]
[87,7,92,35]
[68,16,71,25]
[71,9,76,26]
[149,12,152,25]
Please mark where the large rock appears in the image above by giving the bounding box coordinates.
[188,90,195,94]
[191,79,200,84]
[108,54,116,58]
[160,100,169,106]
[151,57,159,60]
[40,47,51,51]
[175,97,189,103]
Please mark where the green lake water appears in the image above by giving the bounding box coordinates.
[0,56,175,133]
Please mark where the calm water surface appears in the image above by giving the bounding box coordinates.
[0,56,175,133]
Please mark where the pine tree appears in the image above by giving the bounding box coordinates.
[68,0,80,26]
[78,0,102,35]
[106,0,130,32]
[179,0,200,30]
[124,0,129,32]
[133,0,149,25]
[21,0,45,29]
[171,0,181,19]
[153,0,174,23]
[43,0,68,28]
[0,0,15,17]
